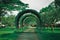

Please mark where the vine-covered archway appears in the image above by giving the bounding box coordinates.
[15,9,42,28]
[20,14,39,27]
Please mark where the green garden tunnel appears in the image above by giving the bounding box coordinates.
[19,14,40,27]
[15,9,42,28]
[22,16,39,27]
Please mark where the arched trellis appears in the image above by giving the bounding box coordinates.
[22,16,39,27]
[19,14,39,27]
[15,9,42,28]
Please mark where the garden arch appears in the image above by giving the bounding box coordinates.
[20,14,39,27]
[15,9,42,28]
[22,16,39,27]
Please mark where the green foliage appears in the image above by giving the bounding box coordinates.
[2,15,15,27]
[40,1,60,25]
[0,0,28,11]
[23,16,37,25]
[0,0,28,26]
[0,0,28,17]
[55,0,60,7]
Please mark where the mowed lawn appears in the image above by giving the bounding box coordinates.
[0,26,60,40]
[0,26,28,40]
[36,27,60,40]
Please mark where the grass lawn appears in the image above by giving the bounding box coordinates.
[36,27,60,33]
[0,26,60,40]
[36,27,60,40]
[0,26,28,40]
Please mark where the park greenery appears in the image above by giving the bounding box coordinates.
[0,0,28,27]
[0,0,60,40]
[0,0,60,28]
[40,1,60,27]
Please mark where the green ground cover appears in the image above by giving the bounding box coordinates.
[0,26,28,40]
[36,27,60,40]
[0,26,60,40]
[0,26,28,34]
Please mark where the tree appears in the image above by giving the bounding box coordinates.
[2,15,15,27]
[39,1,57,26]
[0,0,28,22]
[39,1,60,31]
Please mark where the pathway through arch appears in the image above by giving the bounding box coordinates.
[16,26,39,40]
[15,9,41,40]
[17,32,39,40]
[16,22,39,40]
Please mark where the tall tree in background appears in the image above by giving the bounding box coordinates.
[0,0,28,22]
[2,15,15,27]
[39,1,59,26]
[39,1,60,31]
